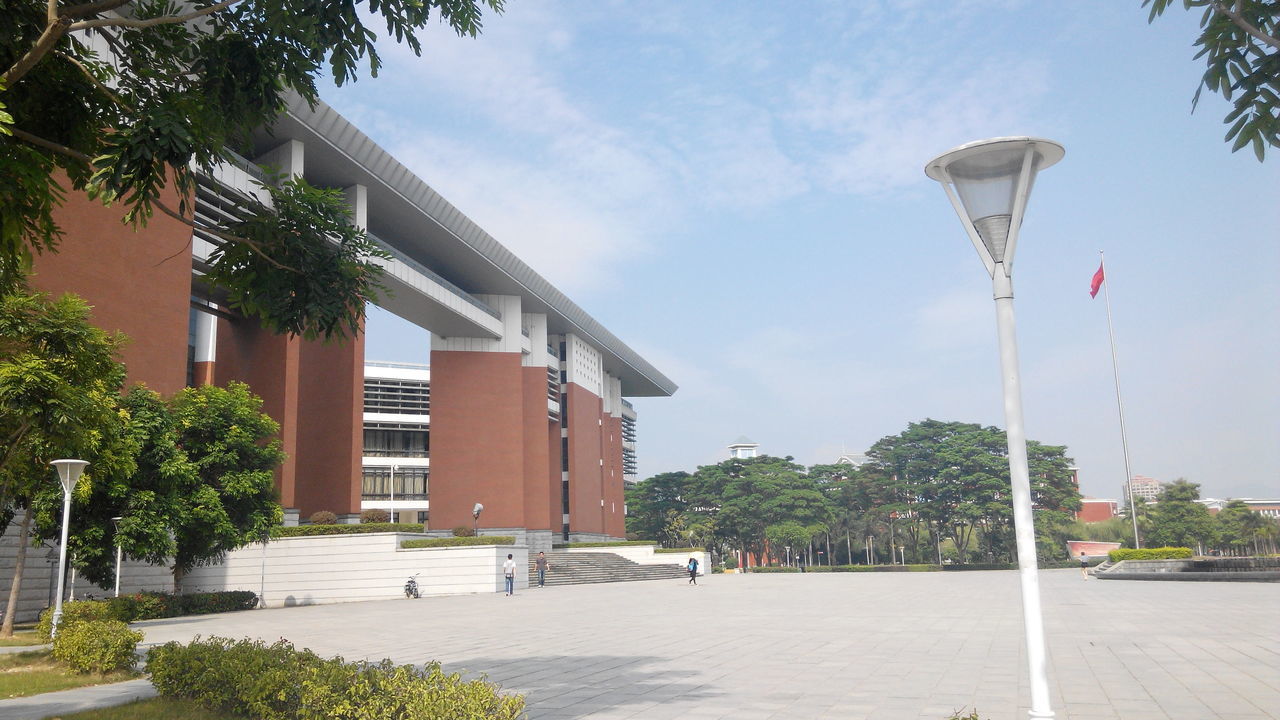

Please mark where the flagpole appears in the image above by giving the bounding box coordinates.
[1099,251,1141,549]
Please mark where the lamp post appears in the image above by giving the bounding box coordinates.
[49,459,89,640]
[926,136,1064,720]
[111,516,123,598]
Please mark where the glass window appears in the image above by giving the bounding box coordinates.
[361,466,428,500]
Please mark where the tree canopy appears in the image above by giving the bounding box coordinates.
[1,0,503,339]
[1144,0,1279,161]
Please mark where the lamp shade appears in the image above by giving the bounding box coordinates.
[925,137,1063,266]
[50,459,89,494]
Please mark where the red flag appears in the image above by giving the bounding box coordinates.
[1089,262,1105,298]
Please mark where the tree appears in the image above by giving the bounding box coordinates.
[765,521,811,565]
[1,0,503,338]
[1213,499,1270,554]
[865,419,1080,563]
[1144,0,1279,161]
[624,471,693,545]
[1146,479,1216,550]
[0,288,133,636]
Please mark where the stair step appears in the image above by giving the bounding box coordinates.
[528,551,690,586]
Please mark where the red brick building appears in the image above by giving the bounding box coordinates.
[32,96,675,550]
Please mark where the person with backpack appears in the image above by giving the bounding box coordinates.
[687,557,699,585]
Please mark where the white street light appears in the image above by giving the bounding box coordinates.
[111,516,123,598]
[50,459,89,640]
[926,136,1064,720]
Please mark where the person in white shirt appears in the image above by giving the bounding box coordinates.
[503,553,517,596]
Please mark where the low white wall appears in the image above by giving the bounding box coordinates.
[565,545,708,575]
[183,534,527,607]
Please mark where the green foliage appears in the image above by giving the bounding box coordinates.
[654,547,705,554]
[360,508,390,524]
[1,0,504,336]
[0,290,131,505]
[1108,547,1194,562]
[38,592,258,640]
[401,536,514,548]
[1146,480,1216,549]
[1144,0,1279,161]
[51,619,142,674]
[751,566,801,573]
[723,555,739,569]
[452,525,477,537]
[146,636,525,719]
[274,523,424,537]
[308,511,338,525]
[36,600,115,642]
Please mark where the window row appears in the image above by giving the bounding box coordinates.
[360,466,428,500]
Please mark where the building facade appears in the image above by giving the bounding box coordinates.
[32,95,675,548]
[1123,475,1163,505]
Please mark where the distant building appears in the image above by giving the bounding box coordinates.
[1077,498,1119,523]
[1123,475,1163,505]
[361,362,431,524]
[836,452,870,467]
[1199,498,1280,518]
[728,437,759,460]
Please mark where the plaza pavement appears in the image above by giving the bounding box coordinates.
[3,569,1277,719]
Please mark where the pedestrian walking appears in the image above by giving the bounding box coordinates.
[1079,551,1089,580]
[535,551,550,588]
[503,553,517,596]
[687,557,699,585]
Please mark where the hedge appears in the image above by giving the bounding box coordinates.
[654,547,705,554]
[274,523,425,538]
[146,637,525,720]
[36,591,258,640]
[52,619,142,674]
[401,536,515,549]
[1108,547,1193,562]
[551,540,657,549]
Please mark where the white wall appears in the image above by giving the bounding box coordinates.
[564,545,708,575]
[181,534,526,607]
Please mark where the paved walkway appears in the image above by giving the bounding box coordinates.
[2,569,1276,719]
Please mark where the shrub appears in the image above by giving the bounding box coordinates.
[710,566,725,574]
[308,511,338,525]
[750,566,800,573]
[723,556,738,569]
[452,525,476,537]
[52,619,143,674]
[654,547,704,554]
[401,536,515,549]
[146,637,525,720]
[274,523,424,538]
[360,508,391,524]
[36,600,113,641]
[1109,547,1193,562]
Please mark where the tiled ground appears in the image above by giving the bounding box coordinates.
[17,569,1280,719]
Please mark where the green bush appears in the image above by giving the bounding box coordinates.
[941,563,1018,571]
[401,536,515,549]
[52,619,143,674]
[36,600,114,641]
[452,525,476,537]
[654,547,705,554]
[723,556,739,569]
[146,637,525,720]
[710,566,725,574]
[360,508,391,524]
[308,511,338,525]
[274,522,424,538]
[551,540,656,548]
[750,566,800,573]
[1109,547,1193,562]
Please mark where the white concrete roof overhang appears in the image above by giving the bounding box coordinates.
[251,96,676,398]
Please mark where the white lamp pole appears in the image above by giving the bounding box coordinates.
[926,136,1064,720]
[49,459,89,640]
[111,516,123,598]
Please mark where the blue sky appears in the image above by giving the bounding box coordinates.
[326,1,1278,500]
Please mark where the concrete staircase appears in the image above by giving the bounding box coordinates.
[530,551,689,587]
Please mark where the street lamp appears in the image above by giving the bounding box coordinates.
[111,516,123,598]
[925,136,1064,720]
[49,459,89,640]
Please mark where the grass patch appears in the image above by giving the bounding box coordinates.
[0,630,45,647]
[274,522,425,538]
[401,536,514,549]
[552,540,657,548]
[654,547,705,554]
[0,649,137,699]
[46,696,234,719]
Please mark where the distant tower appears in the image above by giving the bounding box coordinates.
[727,437,759,460]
